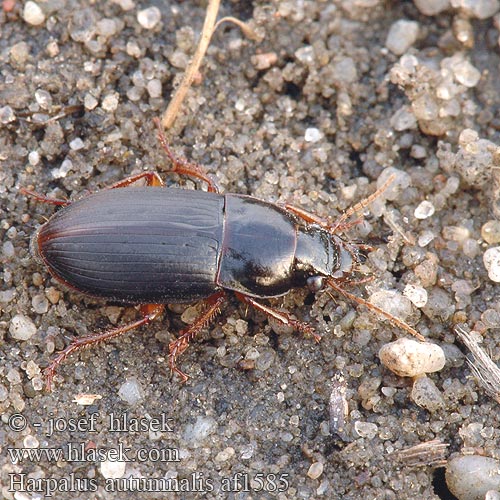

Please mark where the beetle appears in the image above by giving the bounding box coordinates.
[22,118,424,391]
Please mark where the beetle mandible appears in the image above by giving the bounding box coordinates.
[22,118,424,391]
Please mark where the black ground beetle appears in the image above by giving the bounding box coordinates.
[22,118,424,391]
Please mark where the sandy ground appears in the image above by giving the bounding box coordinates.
[2,1,500,499]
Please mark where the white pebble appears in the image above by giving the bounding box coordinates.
[23,1,46,26]
[118,378,144,405]
[307,462,324,479]
[69,138,85,151]
[403,284,428,307]
[28,151,40,166]
[101,459,126,479]
[446,455,500,500]
[354,421,378,439]
[304,127,323,143]
[379,338,445,377]
[413,0,450,16]
[414,200,435,219]
[483,247,500,282]
[452,59,481,87]
[385,20,419,55]
[102,92,119,112]
[183,416,217,447]
[9,314,37,340]
[137,6,161,29]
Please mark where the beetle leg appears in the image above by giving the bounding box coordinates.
[153,117,220,193]
[44,304,165,392]
[168,290,226,382]
[234,292,321,342]
[19,188,70,206]
[105,171,165,189]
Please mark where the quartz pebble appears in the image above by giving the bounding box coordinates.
[482,220,500,244]
[117,378,144,405]
[9,314,37,340]
[411,375,445,411]
[414,200,435,219]
[307,462,324,479]
[101,459,126,479]
[446,455,500,500]
[379,338,445,377]
[23,1,45,26]
[385,20,419,55]
[450,0,500,19]
[483,247,500,282]
[137,7,161,29]
[413,0,450,16]
[403,284,428,307]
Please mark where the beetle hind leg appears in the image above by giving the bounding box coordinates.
[44,304,164,392]
[168,291,226,382]
[153,117,220,193]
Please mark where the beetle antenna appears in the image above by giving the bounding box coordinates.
[326,278,426,342]
[329,174,396,233]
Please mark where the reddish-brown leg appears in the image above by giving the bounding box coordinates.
[19,188,70,206]
[44,304,165,392]
[234,292,321,342]
[153,117,220,193]
[20,172,165,208]
[105,171,165,189]
[168,291,226,382]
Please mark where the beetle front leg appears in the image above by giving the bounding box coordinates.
[44,304,164,392]
[168,291,226,382]
[234,292,321,342]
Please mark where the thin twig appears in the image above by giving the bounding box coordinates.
[161,0,221,130]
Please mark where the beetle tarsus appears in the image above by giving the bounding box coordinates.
[168,291,226,381]
[44,304,165,392]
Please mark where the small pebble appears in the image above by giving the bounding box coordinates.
[410,375,445,411]
[117,378,144,405]
[413,0,450,16]
[446,455,500,500]
[137,6,161,29]
[379,338,445,377]
[451,58,481,87]
[102,92,119,112]
[9,314,37,340]
[307,462,324,479]
[482,220,500,244]
[101,459,126,479]
[32,294,49,314]
[414,200,435,219]
[304,128,323,143]
[354,421,378,439]
[483,247,500,282]
[183,416,218,447]
[0,105,16,124]
[23,1,46,26]
[403,284,428,307]
[450,0,500,19]
[385,20,419,55]
[69,138,85,151]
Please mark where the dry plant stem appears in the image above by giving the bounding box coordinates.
[455,325,500,403]
[161,0,221,130]
[214,16,258,40]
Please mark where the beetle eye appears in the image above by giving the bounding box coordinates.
[307,276,324,292]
